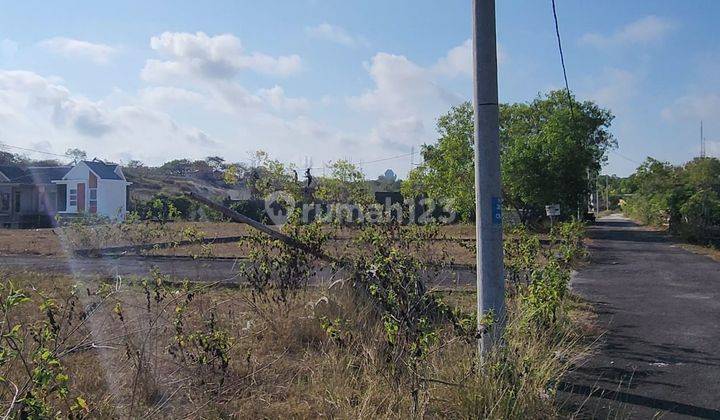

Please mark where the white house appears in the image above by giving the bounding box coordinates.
[53,160,132,220]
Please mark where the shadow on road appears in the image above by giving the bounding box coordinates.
[559,381,720,419]
[586,220,671,243]
[564,215,720,418]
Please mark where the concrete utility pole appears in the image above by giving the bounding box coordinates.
[472,0,505,355]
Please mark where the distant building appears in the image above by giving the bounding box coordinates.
[0,159,131,228]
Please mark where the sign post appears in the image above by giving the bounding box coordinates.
[546,204,561,229]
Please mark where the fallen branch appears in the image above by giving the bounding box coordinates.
[184,191,341,265]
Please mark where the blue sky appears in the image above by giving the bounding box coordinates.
[0,0,718,177]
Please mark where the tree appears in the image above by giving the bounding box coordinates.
[127,160,145,169]
[30,159,63,167]
[620,158,681,226]
[621,156,720,233]
[65,148,87,164]
[500,91,616,222]
[682,157,720,191]
[205,156,226,172]
[402,102,475,219]
[316,160,373,204]
[402,91,616,223]
[249,150,301,199]
[160,159,193,176]
[0,151,27,165]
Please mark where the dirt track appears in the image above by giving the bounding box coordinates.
[0,253,477,289]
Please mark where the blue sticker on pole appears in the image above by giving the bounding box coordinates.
[492,197,502,225]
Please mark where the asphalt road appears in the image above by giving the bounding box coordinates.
[563,215,720,419]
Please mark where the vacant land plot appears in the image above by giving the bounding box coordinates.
[0,222,478,262]
[0,270,593,418]
[0,220,592,418]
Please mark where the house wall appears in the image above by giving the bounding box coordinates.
[59,180,83,214]
[0,184,56,228]
[0,184,13,226]
[18,185,37,213]
[98,179,127,220]
[62,164,91,181]
[59,164,90,215]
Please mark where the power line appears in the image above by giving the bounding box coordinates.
[550,2,643,174]
[610,150,642,165]
[0,142,69,158]
[309,151,417,170]
[1,138,426,172]
[551,0,575,118]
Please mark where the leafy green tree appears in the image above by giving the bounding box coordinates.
[250,150,301,199]
[500,91,615,222]
[682,157,720,191]
[681,189,720,228]
[402,91,616,223]
[620,158,681,225]
[621,156,720,240]
[316,160,373,204]
[402,102,475,219]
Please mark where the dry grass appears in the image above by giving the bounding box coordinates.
[0,222,479,265]
[0,269,594,419]
[676,243,720,262]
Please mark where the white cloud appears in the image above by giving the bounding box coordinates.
[0,69,219,162]
[580,15,676,48]
[433,39,506,77]
[661,93,720,121]
[258,86,310,112]
[369,116,425,150]
[586,67,639,112]
[348,48,467,150]
[0,63,344,166]
[349,53,458,117]
[142,32,301,82]
[0,34,490,172]
[38,37,118,64]
[306,23,367,47]
[139,86,206,107]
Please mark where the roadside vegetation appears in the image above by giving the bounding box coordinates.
[402,90,616,224]
[621,156,720,245]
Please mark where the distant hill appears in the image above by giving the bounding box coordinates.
[124,167,246,204]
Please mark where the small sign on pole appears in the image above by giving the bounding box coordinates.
[546,204,560,229]
[545,204,560,217]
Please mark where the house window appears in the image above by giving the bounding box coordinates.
[89,188,97,214]
[14,191,20,213]
[69,188,77,207]
[0,193,9,212]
